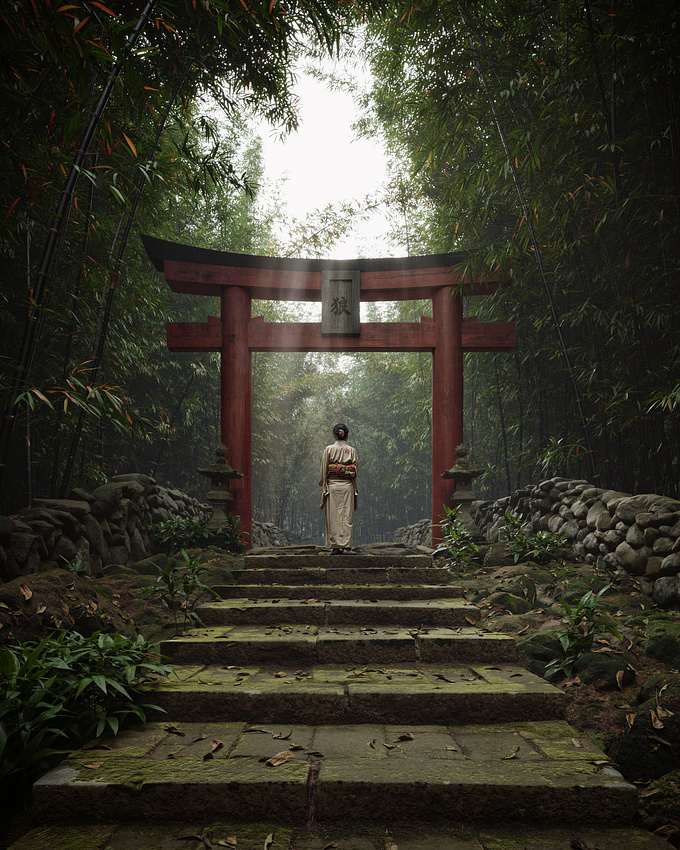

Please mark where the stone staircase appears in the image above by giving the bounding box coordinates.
[15,550,668,848]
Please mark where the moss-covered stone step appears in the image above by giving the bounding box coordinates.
[213,584,465,601]
[232,567,451,586]
[243,554,433,569]
[160,625,517,666]
[8,820,670,850]
[32,720,636,826]
[145,663,564,725]
[196,598,481,628]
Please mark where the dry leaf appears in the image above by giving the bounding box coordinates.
[266,750,294,766]
[203,740,224,760]
[367,739,376,749]
[657,706,674,718]
[164,724,185,736]
[396,733,414,741]
[83,762,103,769]
[445,746,458,752]
[501,745,520,760]
[272,730,292,740]
[571,738,583,748]
[321,843,338,850]
[217,838,237,846]
[37,604,46,614]
[616,669,625,690]
[193,733,209,742]
[244,728,272,734]
[167,752,185,759]
[19,584,32,601]
[650,709,664,729]
[386,843,398,850]
[264,833,273,850]
[626,713,637,729]
[382,743,396,750]
[464,616,476,625]
[274,671,286,678]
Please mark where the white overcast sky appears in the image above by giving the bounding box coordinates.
[252,59,395,260]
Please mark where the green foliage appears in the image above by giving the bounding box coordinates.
[142,551,214,633]
[544,586,623,678]
[434,505,479,566]
[503,511,566,564]
[151,518,212,555]
[0,631,171,790]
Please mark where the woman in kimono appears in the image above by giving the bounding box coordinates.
[319,423,358,554]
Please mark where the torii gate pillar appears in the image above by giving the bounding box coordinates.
[432,286,464,521]
[220,285,252,532]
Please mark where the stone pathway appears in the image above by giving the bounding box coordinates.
[13,551,668,848]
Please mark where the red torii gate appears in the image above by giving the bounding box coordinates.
[142,236,515,546]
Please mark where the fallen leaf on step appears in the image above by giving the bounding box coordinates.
[434,673,456,683]
[217,839,237,847]
[83,763,103,769]
[164,724,185,736]
[626,713,636,729]
[501,746,520,760]
[266,751,295,766]
[571,738,583,748]
[321,843,338,850]
[396,733,414,741]
[367,739,376,748]
[193,733,209,742]
[382,743,396,750]
[446,746,458,752]
[274,671,286,678]
[19,584,32,601]
[203,740,224,760]
[272,730,292,740]
[167,752,184,759]
[244,728,272,734]
[657,706,674,718]
[385,842,398,850]
[616,669,625,690]
[264,833,273,850]
[465,616,476,625]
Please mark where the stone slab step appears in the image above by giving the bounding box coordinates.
[160,626,517,666]
[145,663,565,725]
[8,821,669,850]
[214,584,465,601]
[232,567,451,586]
[243,554,432,569]
[197,599,480,628]
[33,720,636,825]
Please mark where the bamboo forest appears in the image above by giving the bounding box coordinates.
[0,0,678,543]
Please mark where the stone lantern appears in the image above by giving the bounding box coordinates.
[442,444,483,525]
[198,445,243,531]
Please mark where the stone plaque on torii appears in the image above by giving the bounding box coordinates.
[142,235,515,546]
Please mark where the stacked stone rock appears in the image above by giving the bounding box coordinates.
[0,473,210,584]
[250,520,301,549]
[392,517,432,548]
[471,478,680,605]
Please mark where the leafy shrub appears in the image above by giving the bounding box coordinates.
[502,510,566,564]
[434,505,479,567]
[544,585,622,678]
[151,514,245,555]
[0,631,171,791]
[142,550,214,633]
[151,517,211,554]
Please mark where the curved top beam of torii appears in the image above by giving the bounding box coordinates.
[142,234,515,546]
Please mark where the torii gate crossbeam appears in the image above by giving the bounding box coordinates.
[143,236,515,547]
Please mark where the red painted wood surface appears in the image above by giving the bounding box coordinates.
[163,259,501,302]
[431,287,464,546]
[220,287,252,542]
[167,318,515,354]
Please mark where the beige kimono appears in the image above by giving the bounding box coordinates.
[319,440,358,549]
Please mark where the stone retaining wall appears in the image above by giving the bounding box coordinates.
[250,521,301,549]
[392,518,432,548]
[471,478,680,605]
[0,474,210,583]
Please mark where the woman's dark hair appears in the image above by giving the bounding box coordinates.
[333,423,349,440]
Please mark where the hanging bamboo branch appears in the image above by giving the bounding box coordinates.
[0,0,157,487]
